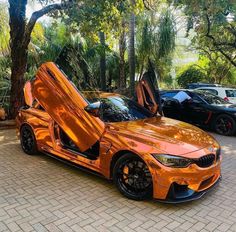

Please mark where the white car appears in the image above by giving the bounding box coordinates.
[196,87,236,104]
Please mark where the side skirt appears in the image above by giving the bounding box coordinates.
[42,151,107,179]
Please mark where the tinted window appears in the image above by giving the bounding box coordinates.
[161,92,177,98]
[196,91,228,105]
[199,89,218,95]
[32,100,45,111]
[100,97,154,122]
[188,92,204,102]
[226,90,236,97]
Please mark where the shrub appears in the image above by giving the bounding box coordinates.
[177,66,207,88]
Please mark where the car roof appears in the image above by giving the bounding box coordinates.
[160,89,188,93]
[196,87,236,90]
[160,89,206,94]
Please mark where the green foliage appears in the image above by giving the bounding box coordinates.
[0,3,10,55]
[157,10,175,59]
[136,8,176,79]
[177,66,207,88]
[170,0,236,68]
[197,54,235,85]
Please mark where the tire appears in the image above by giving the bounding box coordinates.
[213,114,236,136]
[20,124,38,155]
[113,153,153,200]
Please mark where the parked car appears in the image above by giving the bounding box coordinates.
[187,83,222,89]
[160,89,236,136]
[196,87,236,104]
[16,62,221,203]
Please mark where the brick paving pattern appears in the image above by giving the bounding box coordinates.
[0,129,236,232]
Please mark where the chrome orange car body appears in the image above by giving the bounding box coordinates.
[16,62,221,202]
[136,76,158,114]
[32,62,105,152]
[24,81,34,107]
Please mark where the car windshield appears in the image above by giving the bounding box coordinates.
[196,91,228,105]
[90,96,154,122]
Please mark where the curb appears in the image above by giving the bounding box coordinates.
[0,120,17,130]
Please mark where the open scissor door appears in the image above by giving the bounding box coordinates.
[136,71,162,115]
[32,62,105,152]
[24,81,34,107]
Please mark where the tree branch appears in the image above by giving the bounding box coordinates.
[205,13,236,67]
[23,1,75,46]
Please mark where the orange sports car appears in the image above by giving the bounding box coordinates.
[16,62,221,202]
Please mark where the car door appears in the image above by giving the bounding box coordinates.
[183,92,209,125]
[24,81,34,107]
[23,81,53,148]
[32,62,105,152]
[160,91,181,120]
[136,72,162,115]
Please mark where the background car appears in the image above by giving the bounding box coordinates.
[187,83,222,89]
[160,89,236,136]
[196,87,236,104]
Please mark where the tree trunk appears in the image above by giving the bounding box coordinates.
[128,8,135,97]
[7,1,72,119]
[119,21,126,89]
[99,31,106,91]
[8,0,28,119]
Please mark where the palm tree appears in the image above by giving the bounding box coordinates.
[136,9,176,81]
[119,20,127,89]
[99,31,106,91]
[128,0,136,97]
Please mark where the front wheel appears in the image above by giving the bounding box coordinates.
[113,153,153,200]
[213,114,236,136]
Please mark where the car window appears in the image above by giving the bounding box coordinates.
[161,92,177,98]
[226,90,236,97]
[32,100,45,111]
[187,92,204,103]
[196,91,228,105]
[199,89,218,95]
[99,96,154,122]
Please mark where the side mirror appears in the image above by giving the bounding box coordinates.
[84,101,101,117]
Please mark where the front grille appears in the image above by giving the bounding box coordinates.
[195,154,215,168]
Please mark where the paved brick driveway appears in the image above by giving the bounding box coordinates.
[0,129,236,232]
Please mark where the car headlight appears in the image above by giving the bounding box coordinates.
[153,154,192,168]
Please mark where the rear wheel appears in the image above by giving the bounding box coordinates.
[20,125,38,155]
[214,114,236,136]
[113,153,153,200]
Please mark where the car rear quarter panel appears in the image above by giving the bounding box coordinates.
[17,109,53,150]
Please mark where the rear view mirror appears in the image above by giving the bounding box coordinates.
[84,102,101,117]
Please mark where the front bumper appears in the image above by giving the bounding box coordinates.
[157,175,222,203]
[149,156,222,202]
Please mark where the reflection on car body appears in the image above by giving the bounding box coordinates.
[16,62,221,202]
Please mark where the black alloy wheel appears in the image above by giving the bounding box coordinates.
[214,114,236,136]
[113,153,153,200]
[20,125,38,155]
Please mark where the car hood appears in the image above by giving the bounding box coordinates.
[108,116,218,157]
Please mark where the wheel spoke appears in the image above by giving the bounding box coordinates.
[117,157,152,198]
